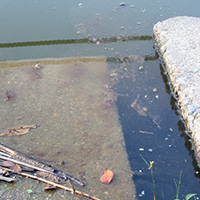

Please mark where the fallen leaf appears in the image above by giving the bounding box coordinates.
[0,125,37,136]
[44,184,57,190]
[1,161,15,168]
[2,161,22,173]
[11,164,22,173]
[100,169,113,184]
[35,171,65,184]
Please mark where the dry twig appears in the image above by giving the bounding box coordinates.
[0,143,85,186]
[0,166,101,200]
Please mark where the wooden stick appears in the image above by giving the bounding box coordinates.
[0,174,15,182]
[139,130,154,135]
[0,151,12,157]
[0,166,101,200]
[0,154,85,186]
[0,144,16,156]
[0,155,52,173]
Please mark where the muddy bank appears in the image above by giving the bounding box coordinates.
[0,57,136,199]
[153,16,200,162]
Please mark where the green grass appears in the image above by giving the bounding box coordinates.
[139,154,197,200]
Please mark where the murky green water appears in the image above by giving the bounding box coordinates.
[1,0,200,199]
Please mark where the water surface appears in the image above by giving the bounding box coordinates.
[0,0,200,199]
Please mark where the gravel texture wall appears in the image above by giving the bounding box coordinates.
[153,16,200,162]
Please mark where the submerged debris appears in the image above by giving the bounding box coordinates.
[4,90,15,101]
[102,86,118,108]
[131,95,148,117]
[0,124,37,137]
[35,171,66,184]
[44,184,57,191]
[0,143,100,200]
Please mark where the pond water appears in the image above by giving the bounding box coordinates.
[0,0,200,200]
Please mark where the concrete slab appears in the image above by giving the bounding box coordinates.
[153,16,200,162]
[0,57,136,200]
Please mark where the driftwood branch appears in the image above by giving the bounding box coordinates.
[0,166,101,200]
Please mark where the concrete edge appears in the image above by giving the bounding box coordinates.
[153,16,200,163]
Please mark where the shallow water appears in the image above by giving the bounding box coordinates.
[0,0,200,199]
[0,58,136,200]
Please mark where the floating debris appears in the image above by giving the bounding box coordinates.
[139,148,144,151]
[139,130,153,135]
[96,41,100,45]
[138,190,145,197]
[139,65,144,70]
[0,124,37,136]
[153,88,159,93]
[120,2,126,6]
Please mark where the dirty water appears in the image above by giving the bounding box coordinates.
[1,0,200,200]
[0,57,136,200]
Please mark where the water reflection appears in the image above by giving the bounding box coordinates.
[110,49,200,199]
[160,57,200,183]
